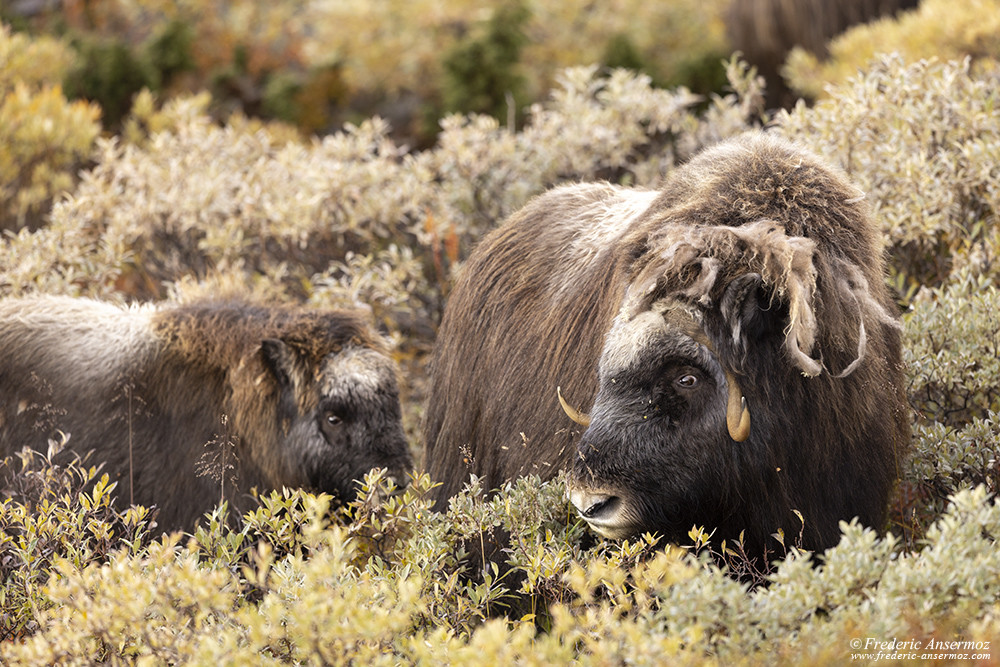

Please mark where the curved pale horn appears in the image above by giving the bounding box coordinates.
[557,386,591,428]
[724,371,751,442]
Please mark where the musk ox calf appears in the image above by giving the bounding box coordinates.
[424,131,909,562]
[0,296,412,531]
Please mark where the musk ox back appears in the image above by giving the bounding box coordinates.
[423,131,909,562]
[0,296,412,531]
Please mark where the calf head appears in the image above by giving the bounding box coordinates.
[258,337,412,502]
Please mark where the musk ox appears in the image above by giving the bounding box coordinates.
[0,296,412,531]
[725,0,918,108]
[423,131,909,561]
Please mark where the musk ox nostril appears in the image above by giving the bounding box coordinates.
[584,495,618,518]
[569,488,619,519]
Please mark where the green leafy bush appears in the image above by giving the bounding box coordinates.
[63,35,157,130]
[440,1,531,123]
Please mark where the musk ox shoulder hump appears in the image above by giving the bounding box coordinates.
[491,182,659,299]
[150,299,385,370]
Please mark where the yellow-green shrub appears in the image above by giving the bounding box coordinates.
[0,24,101,231]
[783,0,1000,100]
[5,463,1000,665]
[0,438,152,642]
[777,55,1000,293]
[0,24,73,91]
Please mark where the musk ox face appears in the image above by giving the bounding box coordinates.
[567,302,729,539]
[567,272,781,541]
[260,339,411,503]
[569,306,717,538]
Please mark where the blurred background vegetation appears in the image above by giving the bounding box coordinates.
[2,0,1000,664]
[2,0,931,232]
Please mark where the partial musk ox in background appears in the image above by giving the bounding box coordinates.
[0,297,412,531]
[423,131,909,562]
[725,0,918,108]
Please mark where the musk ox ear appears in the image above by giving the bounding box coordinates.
[260,338,303,419]
[720,273,778,346]
[260,338,296,390]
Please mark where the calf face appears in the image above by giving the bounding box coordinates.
[260,338,412,503]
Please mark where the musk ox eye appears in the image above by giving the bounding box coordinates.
[319,408,350,446]
[676,374,699,389]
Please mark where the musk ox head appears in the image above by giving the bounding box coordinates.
[566,289,761,540]
[160,301,414,512]
[562,134,904,550]
[256,336,412,502]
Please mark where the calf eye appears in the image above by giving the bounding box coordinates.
[676,374,699,389]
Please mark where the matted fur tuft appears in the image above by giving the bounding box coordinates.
[626,216,900,377]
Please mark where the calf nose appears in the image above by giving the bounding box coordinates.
[568,489,619,519]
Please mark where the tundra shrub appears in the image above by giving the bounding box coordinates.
[903,273,1000,426]
[783,0,1000,100]
[897,414,1000,544]
[777,55,1000,293]
[0,25,100,231]
[5,469,1000,665]
[0,437,152,641]
[0,63,757,315]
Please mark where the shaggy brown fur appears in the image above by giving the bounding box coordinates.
[0,297,411,531]
[423,131,909,562]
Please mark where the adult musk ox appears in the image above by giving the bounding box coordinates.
[423,131,909,561]
[0,296,412,531]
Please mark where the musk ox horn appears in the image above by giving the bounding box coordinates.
[557,386,591,428]
[725,371,751,442]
